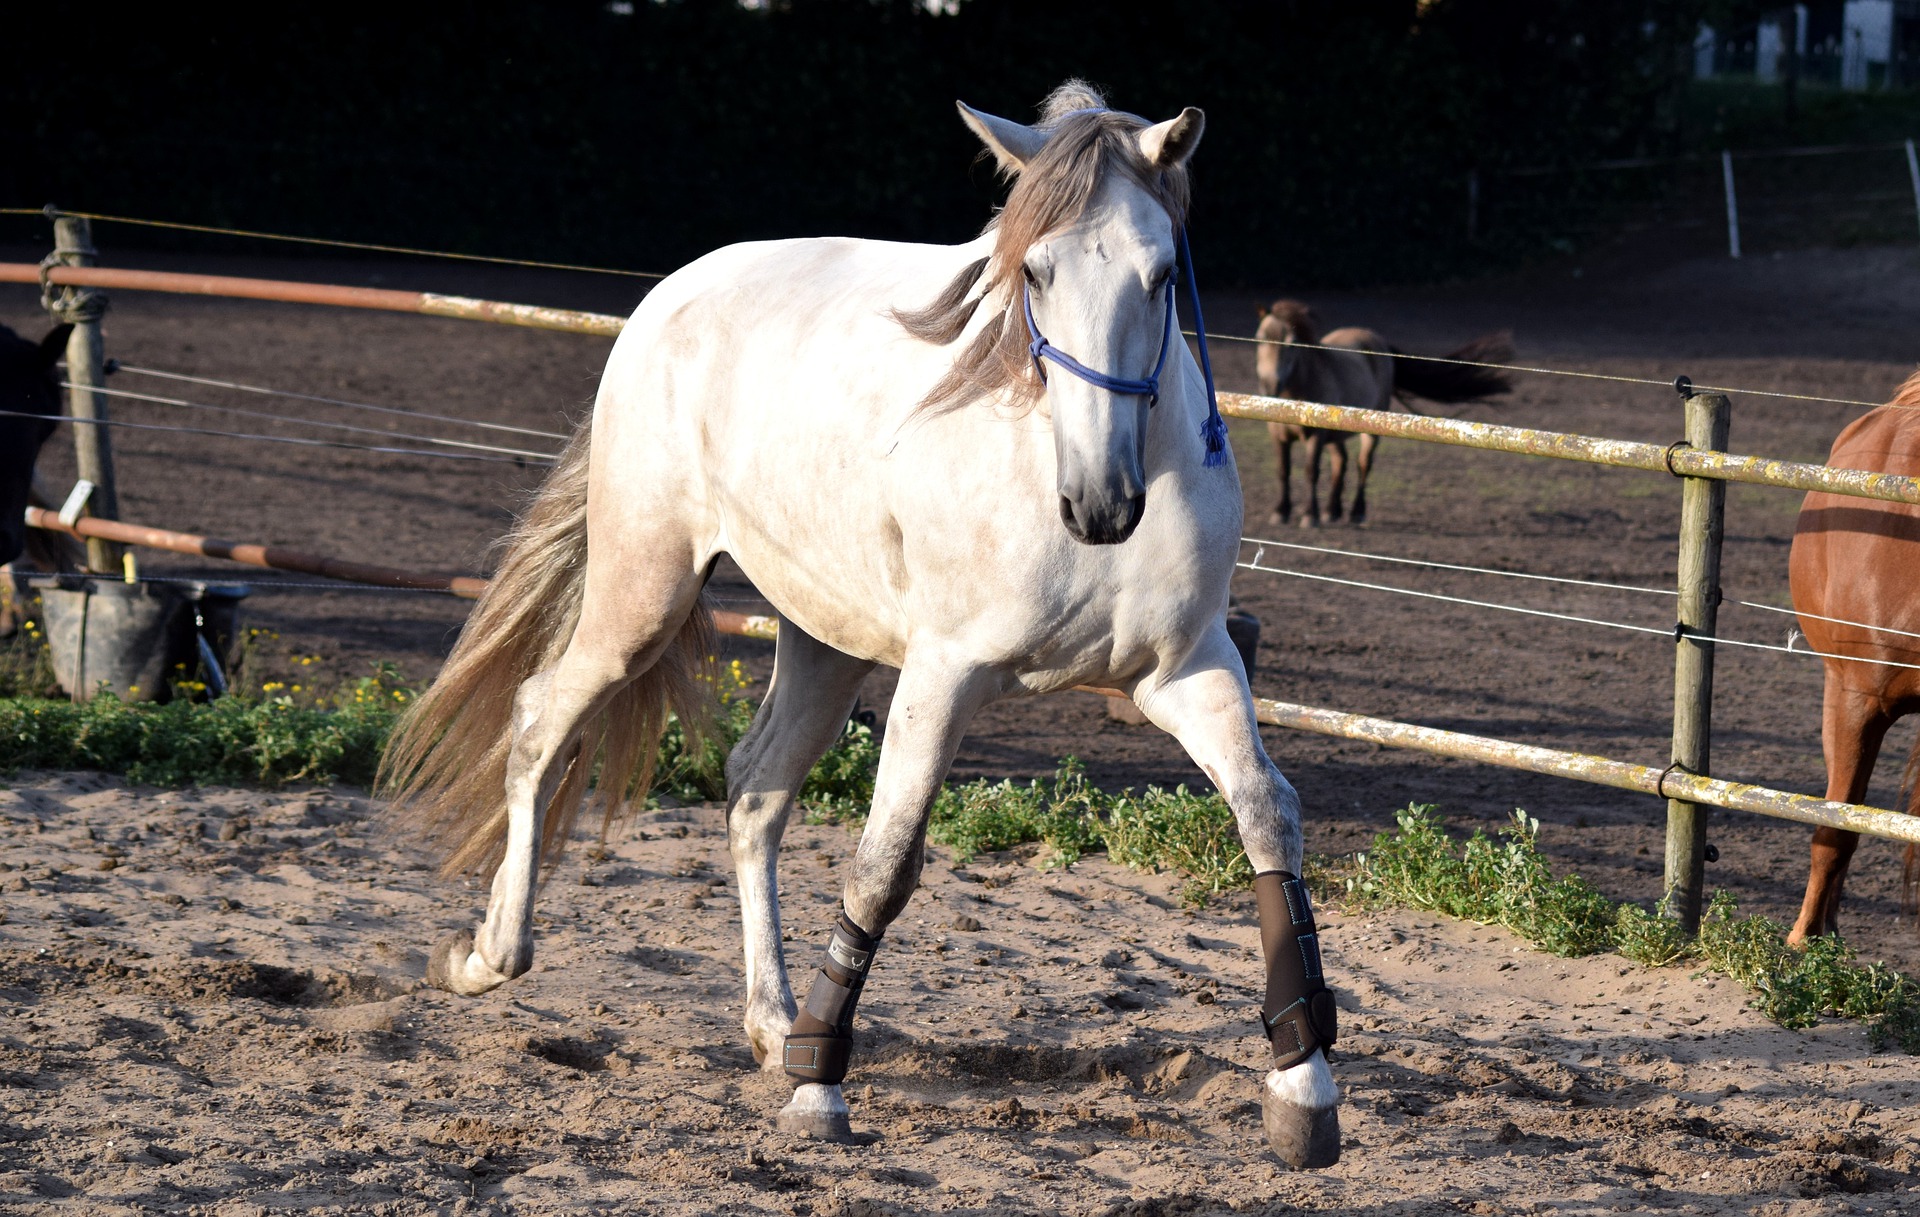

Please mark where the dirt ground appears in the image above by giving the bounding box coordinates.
[4,235,1920,1212]
[5,772,1920,1216]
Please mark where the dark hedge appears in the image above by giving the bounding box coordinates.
[2,1,1707,288]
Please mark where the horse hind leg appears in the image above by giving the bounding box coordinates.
[1787,684,1889,945]
[429,570,704,995]
[726,623,875,1067]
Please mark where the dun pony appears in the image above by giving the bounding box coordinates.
[1254,300,1512,526]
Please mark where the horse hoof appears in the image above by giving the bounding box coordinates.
[425,930,474,992]
[425,930,511,996]
[775,1108,856,1141]
[1263,1086,1341,1170]
[778,1084,855,1141]
[1299,516,1320,530]
[1268,509,1288,526]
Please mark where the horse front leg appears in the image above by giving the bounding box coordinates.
[1349,434,1379,526]
[1299,432,1326,528]
[1268,424,1293,525]
[1324,439,1349,524]
[1133,627,1341,1169]
[726,623,875,1066]
[777,656,996,1141]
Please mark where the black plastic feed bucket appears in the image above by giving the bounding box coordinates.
[28,576,250,702]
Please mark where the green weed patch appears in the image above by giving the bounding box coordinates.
[1349,805,1920,1050]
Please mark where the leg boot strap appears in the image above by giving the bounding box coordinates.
[1254,870,1338,1071]
[783,911,881,1085]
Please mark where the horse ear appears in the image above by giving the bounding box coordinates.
[38,325,72,369]
[957,101,1047,175]
[1138,107,1204,170]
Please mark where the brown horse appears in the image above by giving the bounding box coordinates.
[1787,367,1920,945]
[1254,301,1513,526]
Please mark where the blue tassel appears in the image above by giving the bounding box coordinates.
[1201,412,1227,467]
[1178,228,1228,472]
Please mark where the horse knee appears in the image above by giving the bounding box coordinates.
[844,841,926,933]
[1229,766,1303,874]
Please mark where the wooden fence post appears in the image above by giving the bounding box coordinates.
[42,212,122,573]
[1721,150,1741,260]
[1665,387,1731,933]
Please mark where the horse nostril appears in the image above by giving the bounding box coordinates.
[1059,495,1086,539]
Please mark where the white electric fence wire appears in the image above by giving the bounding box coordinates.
[1235,559,1920,672]
[1236,558,1672,637]
[0,406,549,465]
[1188,329,1890,410]
[1240,536,1677,597]
[109,364,572,442]
[59,382,558,461]
[1730,599,1920,642]
[1241,536,1920,644]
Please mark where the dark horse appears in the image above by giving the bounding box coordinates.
[1254,300,1513,526]
[1788,368,1920,944]
[0,323,75,634]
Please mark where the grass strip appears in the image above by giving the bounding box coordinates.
[1347,804,1920,1051]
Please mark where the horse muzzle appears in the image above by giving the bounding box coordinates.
[1059,490,1146,546]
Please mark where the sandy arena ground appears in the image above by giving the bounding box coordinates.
[3,235,1920,1212]
[3,772,1919,1215]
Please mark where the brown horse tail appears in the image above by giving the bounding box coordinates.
[377,422,716,880]
[1390,332,1515,405]
[1901,737,1920,921]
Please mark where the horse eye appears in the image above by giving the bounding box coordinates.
[1022,264,1040,290]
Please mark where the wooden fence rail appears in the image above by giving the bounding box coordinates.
[8,261,1911,504]
[11,252,1910,929]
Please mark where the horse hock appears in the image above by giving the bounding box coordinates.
[1255,870,1341,1169]
[778,910,881,1141]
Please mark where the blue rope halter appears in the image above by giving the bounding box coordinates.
[1022,227,1227,468]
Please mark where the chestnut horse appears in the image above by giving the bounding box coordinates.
[1788,367,1920,944]
[1253,300,1512,526]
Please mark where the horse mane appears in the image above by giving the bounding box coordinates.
[892,80,1192,417]
[1258,300,1320,346]
[1892,366,1920,411]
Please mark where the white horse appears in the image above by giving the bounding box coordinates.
[382,81,1342,1169]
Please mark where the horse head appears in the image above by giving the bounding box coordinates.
[0,324,70,566]
[952,83,1204,546]
[1254,300,1316,398]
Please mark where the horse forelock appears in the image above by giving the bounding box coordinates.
[894,94,1192,418]
[1258,300,1318,346]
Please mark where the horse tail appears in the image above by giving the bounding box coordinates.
[1902,736,1920,922]
[378,422,716,879]
[1390,331,1515,405]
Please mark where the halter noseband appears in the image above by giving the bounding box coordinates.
[1021,227,1227,468]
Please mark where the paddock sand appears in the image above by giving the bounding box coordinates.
[4,771,1919,1216]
